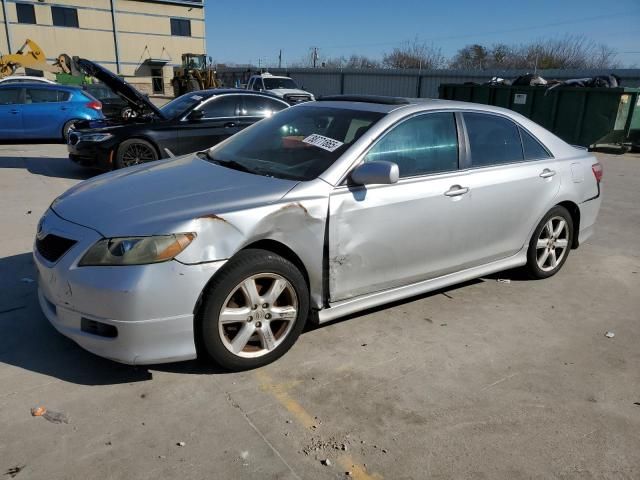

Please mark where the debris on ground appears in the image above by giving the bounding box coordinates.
[440,323,447,327]
[345,472,352,477]
[361,343,367,347]
[30,406,69,424]
[496,278,511,284]
[158,455,166,459]
[633,402,640,406]
[604,331,615,338]
[26,210,31,215]
[4,465,25,478]
[321,459,331,466]
[176,441,186,447]
[302,436,352,456]
[20,278,34,284]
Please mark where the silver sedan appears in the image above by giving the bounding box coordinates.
[34,96,602,370]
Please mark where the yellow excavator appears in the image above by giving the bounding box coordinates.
[171,53,221,96]
[0,38,75,78]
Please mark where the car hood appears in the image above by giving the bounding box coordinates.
[73,116,154,132]
[75,57,165,120]
[51,155,299,237]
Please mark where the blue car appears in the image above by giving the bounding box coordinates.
[0,83,104,141]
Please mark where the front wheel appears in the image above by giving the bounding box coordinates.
[115,139,158,169]
[525,206,574,279]
[199,249,309,370]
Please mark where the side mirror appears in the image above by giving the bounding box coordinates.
[350,161,399,185]
[187,109,204,121]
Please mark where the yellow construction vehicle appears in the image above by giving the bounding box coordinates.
[171,53,221,96]
[0,38,74,78]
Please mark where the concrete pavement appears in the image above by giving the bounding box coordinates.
[0,144,638,479]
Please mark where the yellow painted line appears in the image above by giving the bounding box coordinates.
[253,370,382,480]
[254,370,316,429]
[337,455,383,480]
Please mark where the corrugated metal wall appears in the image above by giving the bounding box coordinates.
[216,67,640,99]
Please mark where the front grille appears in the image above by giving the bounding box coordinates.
[68,132,79,145]
[36,234,77,262]
[284,94,312,104]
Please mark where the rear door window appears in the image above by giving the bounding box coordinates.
[464,113,524,167]
[200,96,238,118]
[26,88,68,103]
[240,96,287,117]
[0,88,21,104]
[364,112,459,178]
[252,78,263,91]
[520,127,552,160]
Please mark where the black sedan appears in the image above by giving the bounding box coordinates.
[67,59,289,170]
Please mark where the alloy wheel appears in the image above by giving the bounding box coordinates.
[218,273,298,358]
[121,143,155,167]
[535,216,570,272]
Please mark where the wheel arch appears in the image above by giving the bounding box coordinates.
[192,239,312,318]
[556,200,581,248]
[117,135,162,159]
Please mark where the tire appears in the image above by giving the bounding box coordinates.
[62,120,79,142]
[199,249,309,371]
[115,139,158,169]
[525,205,574,279]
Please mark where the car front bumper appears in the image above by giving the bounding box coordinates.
[34,209,226,365]
[67,137,118,171]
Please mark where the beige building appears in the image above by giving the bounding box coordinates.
[0,0,205,95]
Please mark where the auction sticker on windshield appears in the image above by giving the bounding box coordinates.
[303,134,344,152]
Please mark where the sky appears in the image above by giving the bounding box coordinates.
[204,0,640,68]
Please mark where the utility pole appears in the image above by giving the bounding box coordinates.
[312,47,318,68]
[278,49,282,69]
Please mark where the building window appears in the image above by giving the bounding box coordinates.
[51,6,79,28]
[16,3,36,24]
[170,18,191,37]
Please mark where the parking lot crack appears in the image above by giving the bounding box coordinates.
[224,391,302,480]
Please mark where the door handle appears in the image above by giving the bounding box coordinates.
[444,185,469,197]
[224,122,236,128]
[539,168,556,178]
[9,109,19,114]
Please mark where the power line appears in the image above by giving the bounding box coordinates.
[318,9,640,51]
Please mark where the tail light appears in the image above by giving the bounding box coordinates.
[592,163,603,183]
[86,100,102,111]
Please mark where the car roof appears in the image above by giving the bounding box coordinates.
[0,82,79,90]
[301,96,531,116]
[196,88,290,101]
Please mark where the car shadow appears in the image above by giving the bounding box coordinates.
[0,252,231,385]
[0,154,100,180]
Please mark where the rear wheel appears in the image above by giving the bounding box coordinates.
[115,139,158,169]
[62,120,79,142]
[525,206,574,279]
[199,249,309,371]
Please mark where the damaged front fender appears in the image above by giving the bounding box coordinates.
[175,181,331,308]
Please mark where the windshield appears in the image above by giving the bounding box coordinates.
[160,92,205,119]
[264,77,299,90]
[208,106,385,181]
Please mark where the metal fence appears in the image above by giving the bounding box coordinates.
[216,67,640,99]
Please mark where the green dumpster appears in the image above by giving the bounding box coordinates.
[439,83,640,151]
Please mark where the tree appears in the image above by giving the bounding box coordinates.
[382,39,445,69]
[449,36,619,70]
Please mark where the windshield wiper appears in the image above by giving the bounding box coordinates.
[204,152,257,175]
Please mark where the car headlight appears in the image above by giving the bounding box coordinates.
[79,133,113,142]
[79,233,195,266]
